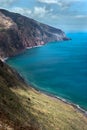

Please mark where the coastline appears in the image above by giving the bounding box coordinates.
[1,45,43,62]
[28,82,87,117]
[2,44,87,118]
[26,44,43,49]
[0,57,9,62]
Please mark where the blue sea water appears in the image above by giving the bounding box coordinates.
[6,32,87,110]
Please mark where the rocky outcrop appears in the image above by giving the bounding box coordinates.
[0,9,68,58]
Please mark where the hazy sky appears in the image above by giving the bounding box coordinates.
[0,0,87,32]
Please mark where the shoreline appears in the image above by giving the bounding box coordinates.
[27,81,87,117]
[2,45,87,117]
[0,57,9,62]
[26,44,43,49]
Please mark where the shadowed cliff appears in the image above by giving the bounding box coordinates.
[0,9,68,58]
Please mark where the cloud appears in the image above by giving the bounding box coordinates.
[33,6,52,18]
[10,5,87,32]
[37,0,87,9]
[0,0,17,7]
[37,0,71,10]
[75,15,87,18]
[11,7,32,16]
[37,0,86,4]
[2,0,86,32]
[37,0,58,4]
[11,6,52,18]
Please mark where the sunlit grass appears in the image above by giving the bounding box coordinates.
[12,87,87,130]
[0,60,87,130]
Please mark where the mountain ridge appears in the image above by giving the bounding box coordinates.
[1,9,86,130]
[0,8,68,59]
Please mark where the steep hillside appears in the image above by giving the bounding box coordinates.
[0,60,87,130]
[0,9,68,58]
[0,60,40,130]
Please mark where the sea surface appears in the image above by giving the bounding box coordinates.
[6,32,87,110]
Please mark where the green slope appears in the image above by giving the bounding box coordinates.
[0,60,87,130]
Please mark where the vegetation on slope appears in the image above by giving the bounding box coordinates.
[0,60,87,130]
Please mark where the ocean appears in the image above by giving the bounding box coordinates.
[6,32,87,110]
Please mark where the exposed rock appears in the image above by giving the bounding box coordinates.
[0,9,68,58]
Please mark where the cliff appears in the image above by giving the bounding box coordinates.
[1,8,85,130]
[0,9,68,58]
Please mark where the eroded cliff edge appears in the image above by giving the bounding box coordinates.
[0,9,68,58]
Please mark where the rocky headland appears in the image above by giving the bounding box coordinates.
[1,9,86,130]
[0,9,68,59]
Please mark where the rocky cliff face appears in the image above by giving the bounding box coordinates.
[0,9,68,58]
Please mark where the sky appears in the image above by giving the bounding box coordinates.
[0,0,87,32]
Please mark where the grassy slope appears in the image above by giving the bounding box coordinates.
[0,60,87,130]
